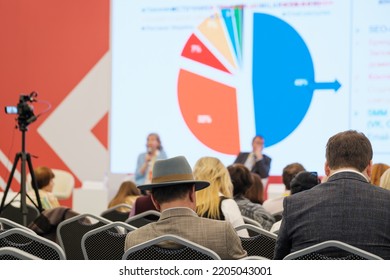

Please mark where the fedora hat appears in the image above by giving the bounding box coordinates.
[137,156,210,191]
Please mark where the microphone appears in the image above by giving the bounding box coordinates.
[147,147,153,155]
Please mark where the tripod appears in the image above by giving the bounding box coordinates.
[0,126,43,226]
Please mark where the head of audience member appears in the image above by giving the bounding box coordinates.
[227,163,254,197]
[325,130,373,179]
[146,132,163,153]
[251,135,265,153]
[193,156,233,219]
[108,180,141,208]
[137,156,210,212]
[282,163,306,191]
[245,173,265,204]
[290,171,321,195]
[370,163,390,186]
[379,168,390,191]
[33,166,55,192]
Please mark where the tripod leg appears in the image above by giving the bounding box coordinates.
[26,154,43,212]
[0,153,21,214]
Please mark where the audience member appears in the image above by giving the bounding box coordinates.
[370,162,389,186]
[128,194,158,217]
[234,135,271,179]
[274,130,390,260]
[262,162,305,215]
[270,171,320,233]
[27,166,60,210]
[193,156,248,237]
[245,173,265,204]
[228,163,275,231]
[108,181,140,212]
[290,171,321,195]
[125,156,247,259]
[135,133,167,187]
[379,168,390,191]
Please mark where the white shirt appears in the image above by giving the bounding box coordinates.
[220,197,249,237]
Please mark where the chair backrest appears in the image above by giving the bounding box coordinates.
[0,228,66,259]
[125,210,161,228]
[27,169,75,200]
[81,222,137,260]
[57,213,111,259]
[242,216,262,229]
[122,234,221,260]
[235,224,277,259]
[100,204,132,222]
[0,202,40,227]
[283,240,384,260]
[0,217,35,234]
[240,255,270,260]
[0,247,42,260]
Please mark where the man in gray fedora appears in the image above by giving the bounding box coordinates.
[124,156,247,259]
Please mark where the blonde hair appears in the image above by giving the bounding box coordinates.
[379,168,390,191]
[371,163,389,186]
[108,181,140,208]
[193,157,233,219]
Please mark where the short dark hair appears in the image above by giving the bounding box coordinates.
[326,130,372,172]
[252,135,264,144]
[151,183,194,204]
[290,171,320,195]
[228,164,254,196]
[282,163,306,190]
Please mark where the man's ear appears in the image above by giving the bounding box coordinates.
[189,185,196,203]
[150,193,161,211]
[324,161,330,176]
[366,160,373,179]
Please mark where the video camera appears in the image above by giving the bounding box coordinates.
[4,92,38,129]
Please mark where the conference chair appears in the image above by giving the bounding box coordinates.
[0,228,66,259]
[125,210,160,228]
[0,247,42,260]
[57,213,111,260]
[0,217,35,232]
[283,240,383,260]
[100,204,132,222]
[81,222,137,260]
[235,224,277,259]
[0,202,40,227]
[240,255,270,260]
[122,234,221,260]
[242,216,262,228]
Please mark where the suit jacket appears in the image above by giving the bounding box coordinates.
[234,152,271,178]
[124,207,247,260]
[274,171,390,259]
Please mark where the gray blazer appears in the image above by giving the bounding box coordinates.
[125,207,247,260]
[274,171,390,259]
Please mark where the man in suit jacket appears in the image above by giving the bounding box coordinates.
[234,135,271,179]
[274,130,390,259]
[125,156,247,260]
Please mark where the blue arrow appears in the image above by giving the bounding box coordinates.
[294,79,341,92]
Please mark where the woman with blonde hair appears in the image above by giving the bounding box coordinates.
[371,163,390,186]
[379,168,390,191]
[193,157,248,237]
[108,181,141,212]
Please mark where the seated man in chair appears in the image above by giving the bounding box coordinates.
[124,156,247,260]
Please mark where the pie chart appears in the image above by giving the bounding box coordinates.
[178,7,338,154]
